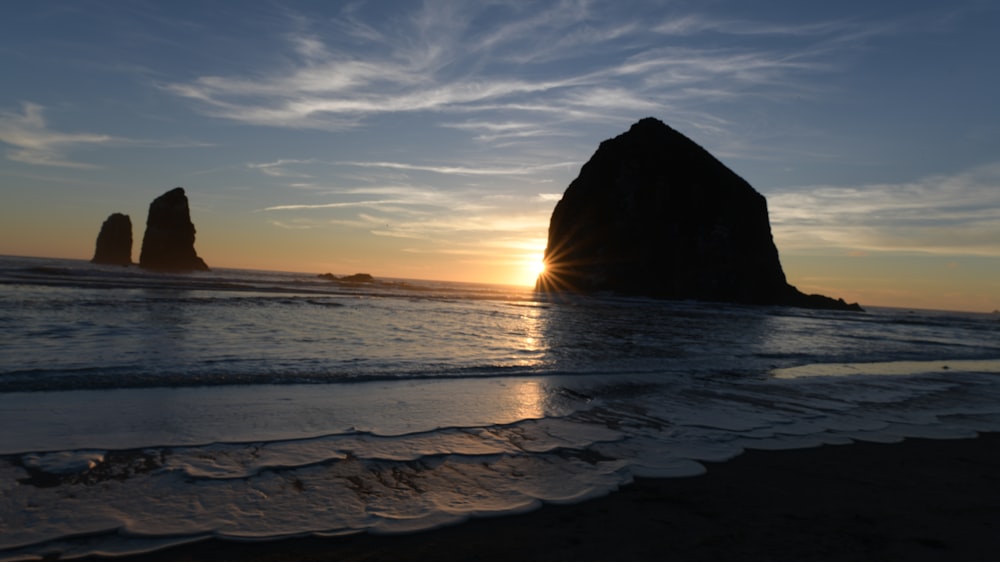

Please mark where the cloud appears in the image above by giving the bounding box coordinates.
[262,199,408,211]
[379,213,549,235]
[0,102,212,169]
[0,103,113,168]
[247,159,316,178]
[338,160,575,176]
[261,177,553,257]
[439,120,570,142]
[162,3,889,134]
[769,163,1000,256]
[654,14,862,38]
[268,218,321,230]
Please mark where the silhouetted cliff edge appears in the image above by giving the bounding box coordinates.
[138,187,209,272]
[537,118,861,312]
[91,212,132,266]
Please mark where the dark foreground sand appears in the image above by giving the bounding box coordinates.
[90,434,1000,562]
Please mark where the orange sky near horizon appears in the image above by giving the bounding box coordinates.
[2,170,998,313]
[2,215,996,314]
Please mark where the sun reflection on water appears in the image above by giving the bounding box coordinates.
[511,304,548,367]
[509,379,546,420]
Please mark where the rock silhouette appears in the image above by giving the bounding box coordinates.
[537,118,861,311]
[138,187,209,272]
[91,213,133,266]
[319,273,375,283]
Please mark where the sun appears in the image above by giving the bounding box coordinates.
[522,254,547,286]
[531,257,547,278]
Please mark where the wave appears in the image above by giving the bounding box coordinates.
[4,363,1000,560]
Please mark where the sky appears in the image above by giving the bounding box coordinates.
[1,0,998,312]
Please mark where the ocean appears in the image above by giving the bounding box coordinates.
[2,254,999,560]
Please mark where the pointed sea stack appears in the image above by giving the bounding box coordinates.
[91,212,133,266]
[138,187,209,272]
[537,118,860,311]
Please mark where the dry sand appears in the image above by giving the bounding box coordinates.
[86,433,1000,561]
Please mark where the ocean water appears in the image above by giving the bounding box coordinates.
[2,255,999,560]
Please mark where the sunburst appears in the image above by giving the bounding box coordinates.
[529,256,547,279]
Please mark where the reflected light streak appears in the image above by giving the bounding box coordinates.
[512,304,548,368]
[510,379,546,420]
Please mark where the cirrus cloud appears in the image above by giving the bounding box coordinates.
[162,2,890,138]
[769,163,1000,257]
[0,103,113,169]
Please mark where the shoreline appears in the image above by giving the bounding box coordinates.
[82,432,1000,561]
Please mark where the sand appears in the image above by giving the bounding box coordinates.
[83,434,1000,561]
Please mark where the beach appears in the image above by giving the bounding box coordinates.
[89,433,1000,562]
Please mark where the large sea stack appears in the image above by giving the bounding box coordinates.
[138,187,209,272]
[91,212,132,266]
[537,118,860,311]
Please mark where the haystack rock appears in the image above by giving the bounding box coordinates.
[537,117,861,311]
[91,212,133,266]
[138,187,209,272]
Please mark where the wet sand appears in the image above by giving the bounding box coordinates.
[88,433,1000,561]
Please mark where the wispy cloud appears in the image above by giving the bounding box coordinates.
[163,3,889,135]
[247,159,316,178]
[0,102,214,169]
[259,176,553,265]
[338,160,575,176]
[439,120,570,142]
[654,14,870,38]
[262,199,408,211]
[268,218,321,230]
[770,163,1000,256]
[0,103,113,168]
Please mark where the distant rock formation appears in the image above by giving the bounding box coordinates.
[91,213,132,266]
[537,118,861,311]
[318,273,375,283]
[138,187,209,272]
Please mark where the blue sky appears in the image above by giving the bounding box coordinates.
[1,0,998,310]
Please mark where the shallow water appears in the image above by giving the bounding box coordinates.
[2,256,999,560]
